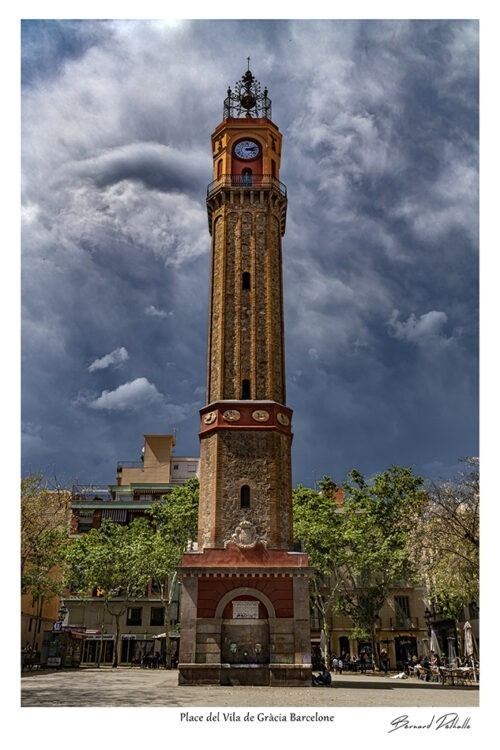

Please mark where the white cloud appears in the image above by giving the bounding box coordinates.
[388,310,451,345]
[145,305,173,318]
[88,347,129,372]
[85,377,163,411]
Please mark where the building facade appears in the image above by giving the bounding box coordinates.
[310,583,430,670]
[63,434,199,665]
[178,66,313,687]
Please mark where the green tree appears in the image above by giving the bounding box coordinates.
[64,518,154,667]
[409,458,479,620]
[146,477,199,667]
[293,467,426,667]
[64,478,199,668]
[21,475,70,650]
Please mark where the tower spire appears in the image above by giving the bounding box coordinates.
[223,65,272,119]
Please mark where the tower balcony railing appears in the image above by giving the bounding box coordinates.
[207,173,287,199]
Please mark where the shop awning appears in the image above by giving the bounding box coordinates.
[101,509,127,522]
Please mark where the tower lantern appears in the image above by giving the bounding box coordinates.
[178,66,313,687]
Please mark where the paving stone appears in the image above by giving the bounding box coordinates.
[21,667,479,708]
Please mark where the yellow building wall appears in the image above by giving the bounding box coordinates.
[119,434,175,485]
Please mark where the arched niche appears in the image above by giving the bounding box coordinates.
[216,587,274,665]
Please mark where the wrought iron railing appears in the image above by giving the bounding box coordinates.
[390,616,420,629]
[207,174,287,198]
[71,485,114,502]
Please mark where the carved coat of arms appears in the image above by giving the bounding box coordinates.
[224,519,268,549]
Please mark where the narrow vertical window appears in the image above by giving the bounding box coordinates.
[242,272,251,291]
[217,159,223,179]
[242,379,251,399]
[271,159,276,178]
[240,485,251,508]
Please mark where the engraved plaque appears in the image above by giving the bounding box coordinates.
[203,411,217,425]
[252,409,270,422]
[223,409,240,422]
[233,600,259,619]
[277,412,290,426]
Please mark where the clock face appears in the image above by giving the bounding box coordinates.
[234,140,260,160]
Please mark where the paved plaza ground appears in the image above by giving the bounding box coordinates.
[21,666,479,708]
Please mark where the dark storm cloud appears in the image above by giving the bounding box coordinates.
[21,20,111,87]
[21,19,478,487]
[72,142,207,195]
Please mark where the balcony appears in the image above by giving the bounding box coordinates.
[207,173,287,199]
[390,616,420,630]
[72,485,114,503]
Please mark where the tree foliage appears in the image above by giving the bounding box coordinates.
[293,466,426,662]
[65,517,155,666]
[64,478,199,667]
[21,475,70,624]
[408,458,479,618]
[21,475,70,583]
[145,478,199,666]
[146,477,199,567]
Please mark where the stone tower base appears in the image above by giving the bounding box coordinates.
[178,544,313,686]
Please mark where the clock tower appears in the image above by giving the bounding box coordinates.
[178,65,312,687]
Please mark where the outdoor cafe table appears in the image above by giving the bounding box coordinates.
[438,666,477,685]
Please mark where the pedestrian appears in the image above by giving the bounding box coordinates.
[380,649,389,674]
[430,651,441,667]
[420,655,431,681]
[359,652,366,673]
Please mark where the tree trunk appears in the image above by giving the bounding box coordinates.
[164,601,173,669]
[370,623,379,669]
[323,621,331,667]
[113,612,121,667]
[163,573,178,669]
[97,606,105,667]
[31,596,44,652]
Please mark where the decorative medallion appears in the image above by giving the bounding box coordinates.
[252,409,270,422]
[277,412,290,426]
[203,411,217,425]
[223,520,269,550]
[225,519,259,548]
[223,409,240,422]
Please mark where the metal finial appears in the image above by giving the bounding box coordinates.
[223,65,272,120]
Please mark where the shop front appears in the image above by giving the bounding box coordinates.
[120,634,158,665]
[40,629,86,668]
[394,635,418,670]
[81,633,114,665]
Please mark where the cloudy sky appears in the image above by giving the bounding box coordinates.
[21,18,479,489]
